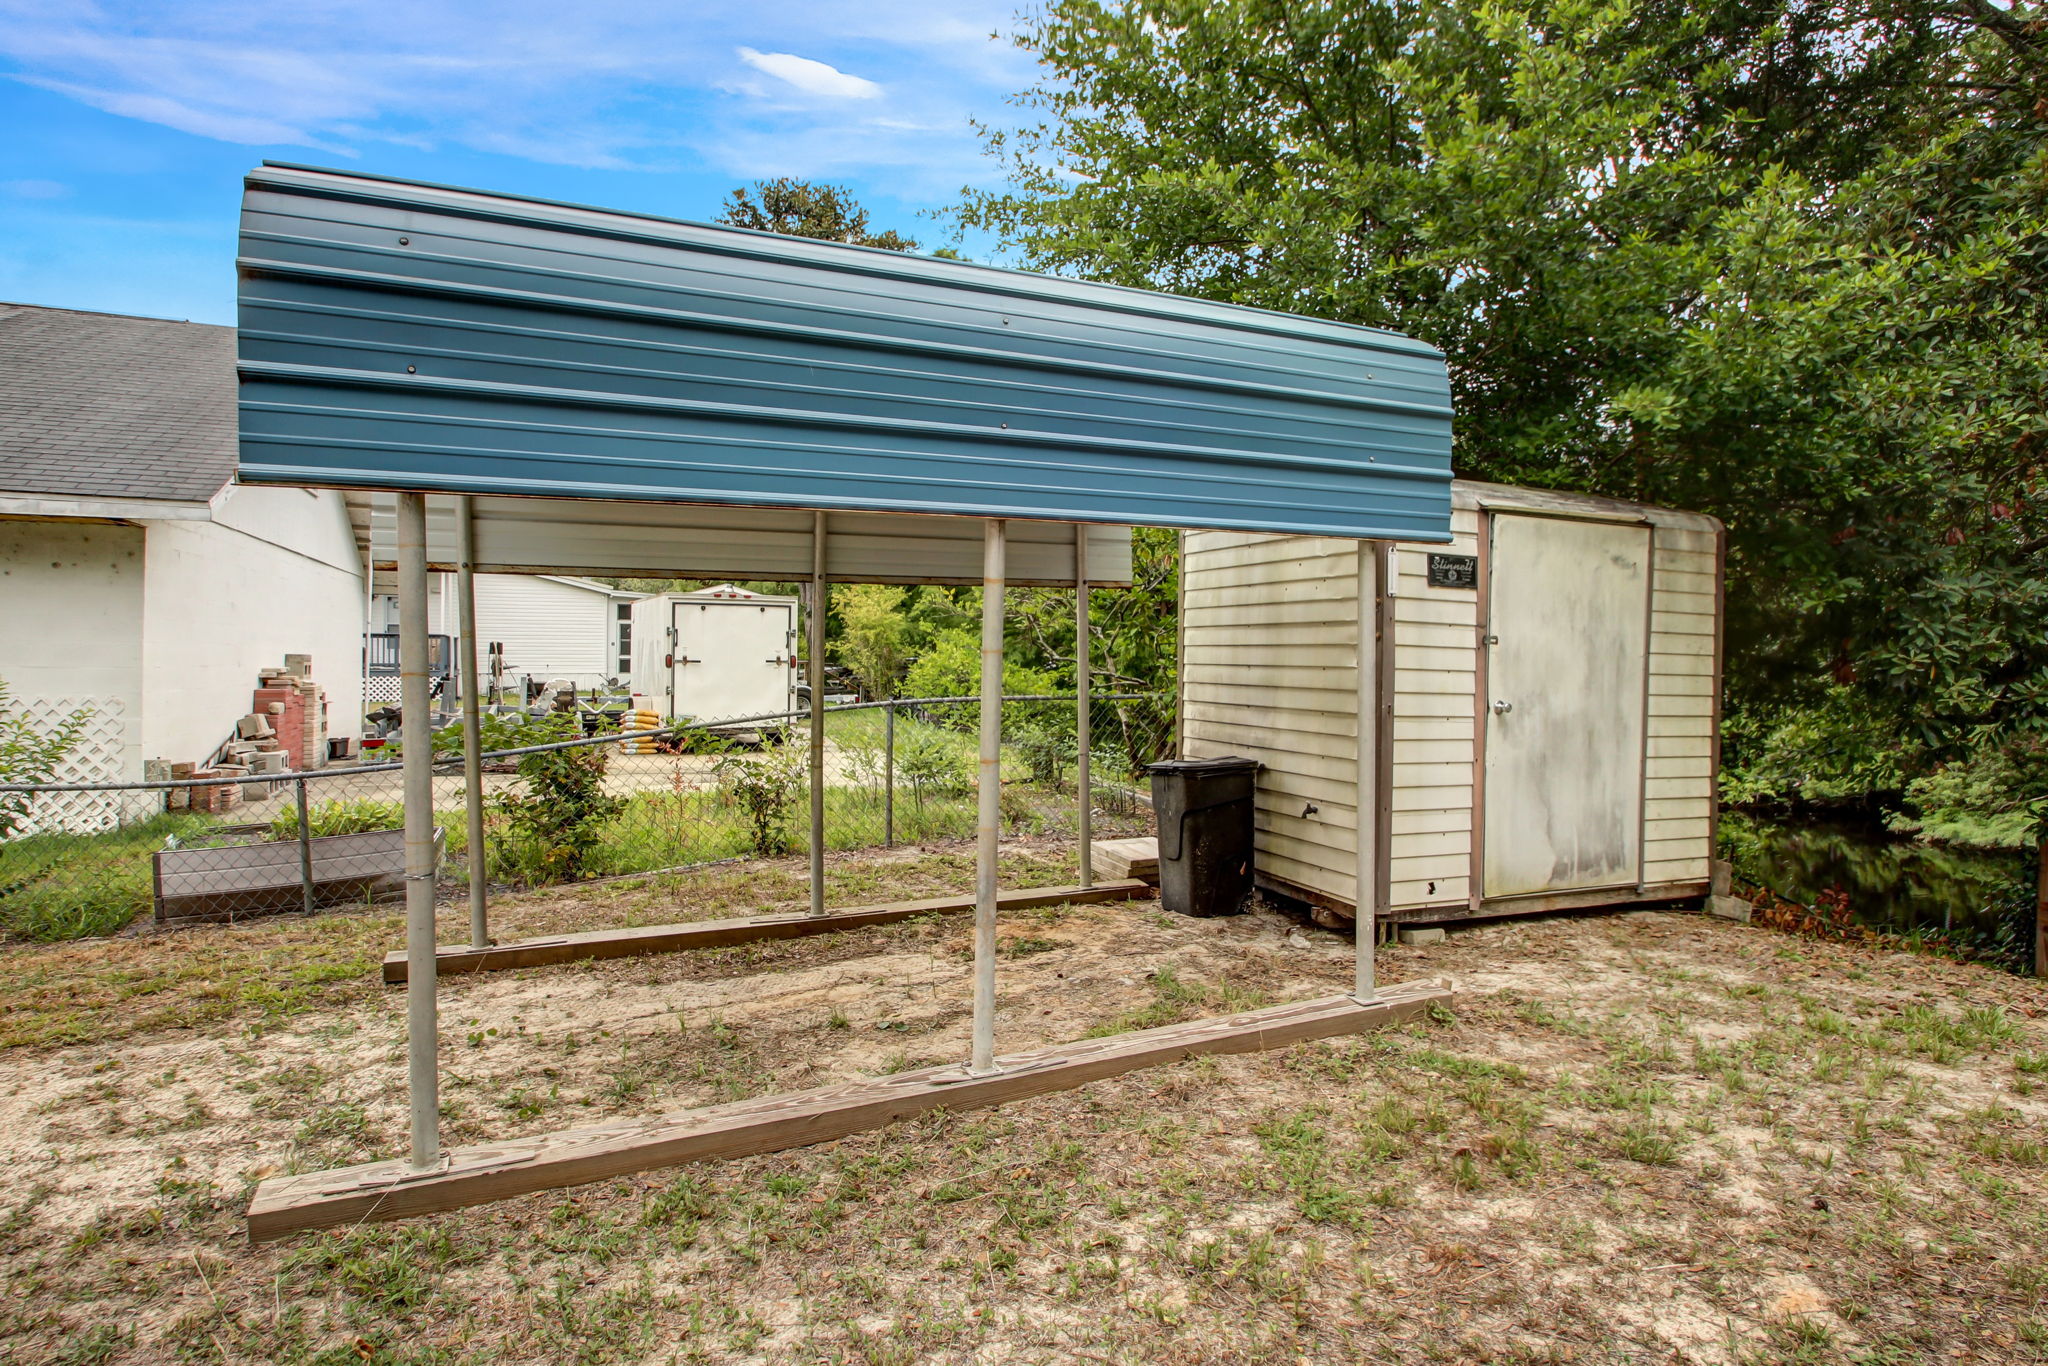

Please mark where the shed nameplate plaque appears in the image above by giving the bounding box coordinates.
[1426,553,1479,589]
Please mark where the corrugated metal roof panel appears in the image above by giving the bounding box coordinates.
[237,164,1453,542]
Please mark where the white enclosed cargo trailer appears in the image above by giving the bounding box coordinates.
[628,586,799,725]
[1179,481,1725,926]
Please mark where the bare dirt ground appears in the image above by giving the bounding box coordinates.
[2,838,2045,1365]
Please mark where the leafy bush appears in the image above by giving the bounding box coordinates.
[1887,745,2046,850]
[897,732,972,807]
[1719,690,1913,810]
[403,709,615,759]
[713,747,807,856]
[267,799,405,841]
[486,713,625,885]
[901,628,1058,729]
[1012,724,1076,788]
[0,677,92,838]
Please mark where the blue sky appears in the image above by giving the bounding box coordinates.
[0,0,1041,325]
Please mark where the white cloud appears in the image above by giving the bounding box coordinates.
[18,77,332,148]
[736,47,881,100]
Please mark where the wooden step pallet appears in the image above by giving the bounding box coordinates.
[248,980,1450,1241]
[383,880,1153,983]
[1092,836,1159,882]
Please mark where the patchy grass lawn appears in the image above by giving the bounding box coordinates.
[1,844,2045,1364]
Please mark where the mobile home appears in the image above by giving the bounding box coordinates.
[1180,481,1724,925]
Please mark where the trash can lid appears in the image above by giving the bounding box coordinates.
[1143,755,1261,775]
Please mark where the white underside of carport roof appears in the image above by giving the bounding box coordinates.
[343,490,1135,588]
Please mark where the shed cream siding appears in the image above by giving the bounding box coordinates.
[1642,523,1720,885]
[1182,508,1487,912]
[1182,481,1722,918]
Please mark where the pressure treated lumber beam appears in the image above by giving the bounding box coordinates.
[249,980,1450,1241]
[381,880,1152,983]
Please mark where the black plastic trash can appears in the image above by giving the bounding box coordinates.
[1145,756,1260,917]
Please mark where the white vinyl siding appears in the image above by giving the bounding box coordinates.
[1183,511,1485,912]
[472,574,613,685]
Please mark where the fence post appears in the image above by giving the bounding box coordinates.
[1075,525,1093,889]
[295,776,315,917]
[883,700,896,848]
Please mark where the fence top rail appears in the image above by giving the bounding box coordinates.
[0,693,1154,795]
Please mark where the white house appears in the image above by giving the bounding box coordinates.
[0,303,366,805]
[365,572,640,703]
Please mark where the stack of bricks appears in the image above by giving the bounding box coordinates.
[253,654,327,772]
[173,761,242,814]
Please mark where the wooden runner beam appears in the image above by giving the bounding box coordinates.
[381,880,1152,983]
[249,980,1450,1241]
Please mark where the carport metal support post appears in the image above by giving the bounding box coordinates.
[1354,539,1391,1003]
[809,511,828,916]
[457,495,489,948]
[971,519,1007,1075]
[1075,526,1093,888]
[398,491,441,1169]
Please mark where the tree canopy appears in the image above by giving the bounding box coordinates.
[960,0,2048,827]
[718,177,918,251]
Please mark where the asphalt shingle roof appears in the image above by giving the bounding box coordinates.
[0,302,236,504]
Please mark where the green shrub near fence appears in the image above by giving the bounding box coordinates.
[268,799,405,841]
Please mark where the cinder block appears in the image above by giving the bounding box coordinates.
[1706,894,1753,924]
[1709,859,1734,898]
[1398,926,1447,946]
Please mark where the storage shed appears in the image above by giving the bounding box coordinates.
[1181,481,1724,925]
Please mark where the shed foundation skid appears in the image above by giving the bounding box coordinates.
[1181,481,1725,926]
[248,980,1450,1241]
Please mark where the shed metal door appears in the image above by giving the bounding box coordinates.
[670,601,795,723]
[1483,515,1651,898]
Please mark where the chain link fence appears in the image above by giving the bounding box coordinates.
[0,694,1161,942]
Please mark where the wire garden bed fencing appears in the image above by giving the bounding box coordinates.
[0,695,1160,942]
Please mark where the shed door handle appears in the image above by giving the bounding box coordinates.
[1491,699,1513,715]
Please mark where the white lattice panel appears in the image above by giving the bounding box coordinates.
[365,677,402,705]
[11,696,149,837]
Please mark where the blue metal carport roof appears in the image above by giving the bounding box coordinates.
[235,164,1453,542]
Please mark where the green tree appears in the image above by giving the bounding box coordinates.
[961,0,2048,820]
[1010,525,1180,771]
[719,178,918,251]
[904,627,1061,728]
[836,583,916,699]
